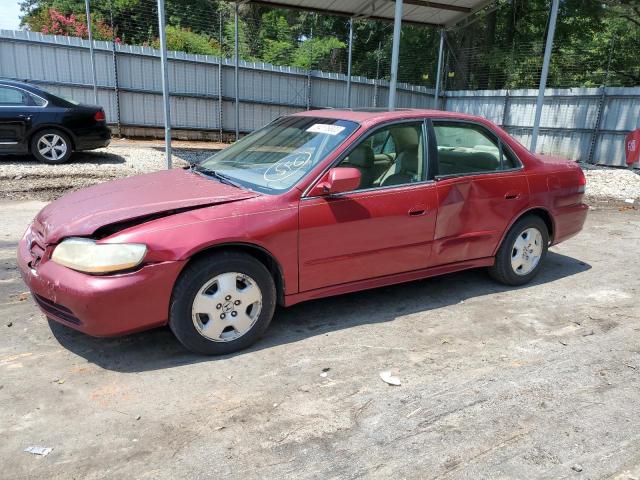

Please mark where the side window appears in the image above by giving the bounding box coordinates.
[336,122,425,191]
[29,94,47,107]
[501,145,521,169]
[433,122,502,176]
[0,87,30,106]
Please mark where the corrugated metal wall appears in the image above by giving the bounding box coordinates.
[1,30,638,166]
[445,88,640,166]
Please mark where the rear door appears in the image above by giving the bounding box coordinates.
[429,120,529,265]
[0,86,41,154]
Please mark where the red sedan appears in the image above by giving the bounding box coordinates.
[18,109,588,355]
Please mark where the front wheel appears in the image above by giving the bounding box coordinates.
[169,252,276,355]
[489,215,549,286]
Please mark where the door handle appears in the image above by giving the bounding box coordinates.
[408,205,427,216]
[504,191,521,200]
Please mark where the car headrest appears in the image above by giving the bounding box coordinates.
[391,126,420,149]
[397,145,420,174]
[348,144,374,168]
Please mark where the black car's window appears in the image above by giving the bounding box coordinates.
[336,121,425,191]
[0,87,30,106]
[29,94,47,107]
[433,122,506,176]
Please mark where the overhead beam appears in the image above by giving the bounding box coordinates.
[242,0,441,26]
[398,0,471,14]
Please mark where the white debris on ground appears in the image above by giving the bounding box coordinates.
[581,164,640,203]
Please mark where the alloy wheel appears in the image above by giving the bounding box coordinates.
[37,134,68,162]
[191,272,263,342]
[510,227,543,276]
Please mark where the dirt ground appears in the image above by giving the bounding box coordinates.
[1,194,639,478]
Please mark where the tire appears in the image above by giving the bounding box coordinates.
[169,252,276,355]
[489,215,549,286]
[30,129,73,164]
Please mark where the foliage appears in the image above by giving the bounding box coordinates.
[24,7,115,40]
[16,0,640,87]
[151,25,221,56]
[292,37,345,70]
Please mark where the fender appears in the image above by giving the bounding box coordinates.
[27,123,78,150]
[492,206,556,256]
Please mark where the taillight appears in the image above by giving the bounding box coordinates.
[94,110,106,122]
[577,170,586,193]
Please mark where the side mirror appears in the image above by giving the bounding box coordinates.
[309,167,361,196]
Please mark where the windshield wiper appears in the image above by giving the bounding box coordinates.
[191,164,243,189]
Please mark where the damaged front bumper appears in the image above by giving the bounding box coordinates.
[17,225,187,337]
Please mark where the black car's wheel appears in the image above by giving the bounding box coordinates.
[169,252,276,355]
[30,129,73,164]
[489,215,549,286]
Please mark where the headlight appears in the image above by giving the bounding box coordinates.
[51,238,147,274]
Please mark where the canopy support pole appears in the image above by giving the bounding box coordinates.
[156,0,172,168]
[346,17,354,108]
[234,2,240,140]
[388,0,403,110]
[530,0,559,153]
[84,0,98,105]
[433,28,445,109]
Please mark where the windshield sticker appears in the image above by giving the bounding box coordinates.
[306,124,345,136]
[264,151,312,182]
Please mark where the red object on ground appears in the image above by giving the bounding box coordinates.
[18,108,589,338]
[626,129,640,166]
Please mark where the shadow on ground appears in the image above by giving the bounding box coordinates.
[1,151,126,165]
[48,251,591,373]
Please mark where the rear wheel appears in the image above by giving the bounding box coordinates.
[30,129,72,164]
[169,252,276,355]
[489,215,549,286]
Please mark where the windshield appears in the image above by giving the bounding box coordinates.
[195,116,359,194]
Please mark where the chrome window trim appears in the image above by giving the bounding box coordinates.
[302,117,430,199]
[0,85,49,108]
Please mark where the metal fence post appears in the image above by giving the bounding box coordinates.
[234,2,240,141]
[84,0,98,105]
[501,89,510,128]
[156,0,172,168]
[373,41,381,107]
[530,0,560,152]
[306,70,312,110]
[346,17,353,108]
[587,87,606,164]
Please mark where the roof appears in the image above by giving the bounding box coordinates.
[294,108,490,126]
[239,0,493,27]
[0,78,36,90]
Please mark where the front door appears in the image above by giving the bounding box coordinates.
[430,120,530,265]
[298,120,438,292]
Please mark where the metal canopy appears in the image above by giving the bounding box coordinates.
[244,0,490,27]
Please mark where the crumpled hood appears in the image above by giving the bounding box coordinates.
[36,168,259,243]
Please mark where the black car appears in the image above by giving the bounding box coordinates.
[0,79,111,164]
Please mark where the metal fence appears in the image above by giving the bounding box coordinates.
[1,29,638,167]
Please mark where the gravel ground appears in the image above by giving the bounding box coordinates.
[1,201,639,479]
[0,140,639,203]
[0,140,222,201]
